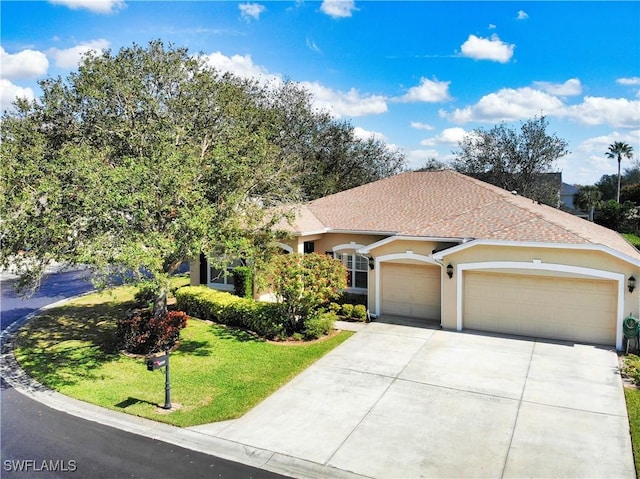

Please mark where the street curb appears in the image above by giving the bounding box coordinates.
[0,297,369,479]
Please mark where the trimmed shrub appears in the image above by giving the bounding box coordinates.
[352,304,367,321]
[304,312,336,340]
[336,292,367,306]
[232,266,254,299]
[329,302,341,314]
[341,303,354,318]
[117,309,188,354]
[175,286,284,339]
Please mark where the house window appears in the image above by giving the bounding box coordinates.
[303,241,315,254]
[335,253,368,290]
[209,259,242,290]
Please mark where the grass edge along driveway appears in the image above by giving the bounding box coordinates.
[13,285,352,428]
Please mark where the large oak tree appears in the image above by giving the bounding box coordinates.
[452,116,569,206]
[1,41,302,316]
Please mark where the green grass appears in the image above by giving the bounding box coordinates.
[13,283,352,427]
[622,354,640,477]
[626,388,640,477]
[623,233,640,250]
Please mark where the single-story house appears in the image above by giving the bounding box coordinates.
[191,170,640,350]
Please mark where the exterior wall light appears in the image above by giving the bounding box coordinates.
[368,257,375,270]
[446,263,454,279]
[629,275,636,293]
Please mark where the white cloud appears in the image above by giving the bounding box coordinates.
[421,127,469,146]
[441,87,564,123]
[204,51,282,84]
[517,10,529,20]
[411,121,434,131]
[239,3,265,21]
[48,39,110,69]
[565,97,640,128]
[405,149,442,170]
[1,47,49,80]
[320,0,357,18]
[353,126,387,142]
[578,130,640,155]
[460,34,515,63]
[0,79,35,112]
[488,24,496,30]
[48,0,125,14]
[617,77,640,86]
[203,51,385,118]
[301,81,387,117]
[306,38,322,54]
[396,77,451,103]
[533,78,582,96]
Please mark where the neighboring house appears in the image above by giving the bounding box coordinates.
[191,170,640,350]
[560,182,589,218]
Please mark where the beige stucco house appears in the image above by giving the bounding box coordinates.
[191,170,640,350]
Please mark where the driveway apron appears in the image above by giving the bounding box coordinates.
[209,322,635,478]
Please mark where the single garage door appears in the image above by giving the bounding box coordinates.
[463,271,617,345]
[381,263,440,320]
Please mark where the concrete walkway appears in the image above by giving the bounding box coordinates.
[2,315,635,478]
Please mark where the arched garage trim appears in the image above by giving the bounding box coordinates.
[455,261,625,350]
[276,243,293,254]
[374,252,440,318]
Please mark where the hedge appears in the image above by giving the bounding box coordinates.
[174,286,284,339]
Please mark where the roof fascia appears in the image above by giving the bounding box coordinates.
[359,235,465,255]
[433,239,640,267]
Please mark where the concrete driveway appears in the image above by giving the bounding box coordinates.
[191,320,635,478]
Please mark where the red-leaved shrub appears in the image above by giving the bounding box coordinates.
[117,310,188,354]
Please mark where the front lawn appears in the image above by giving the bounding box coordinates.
[621,354,640,477]
[13,284,352,427]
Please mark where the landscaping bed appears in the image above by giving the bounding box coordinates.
[13,284,352,427]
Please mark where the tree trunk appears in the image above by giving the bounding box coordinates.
[617,157,622,203]
[153,285,169,318]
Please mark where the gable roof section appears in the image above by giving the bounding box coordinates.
[290,170,639,259]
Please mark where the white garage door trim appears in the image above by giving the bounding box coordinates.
[455,261,625,350]
[373,252,439,318]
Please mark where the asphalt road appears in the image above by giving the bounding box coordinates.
[0,271,287,479]
[0,269,94,330]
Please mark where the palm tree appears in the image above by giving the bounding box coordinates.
[574,185,602,222]
[606,142,634,203]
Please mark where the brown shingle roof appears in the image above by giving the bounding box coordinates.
[292,170,639,259]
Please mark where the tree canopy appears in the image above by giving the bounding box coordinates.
[0,40,403,315]
[605,141,634,203]
[452,116,569,206]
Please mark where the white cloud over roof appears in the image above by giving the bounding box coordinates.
[460,34,515,63]
[48,0,125,14]
[441,87,564,123]
[564,97,640,128]
[1,47,49,80]
[421,127,469,146]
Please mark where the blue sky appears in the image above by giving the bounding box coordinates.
[2,1,639,185]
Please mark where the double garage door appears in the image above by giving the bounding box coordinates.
[463,271,617,346]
